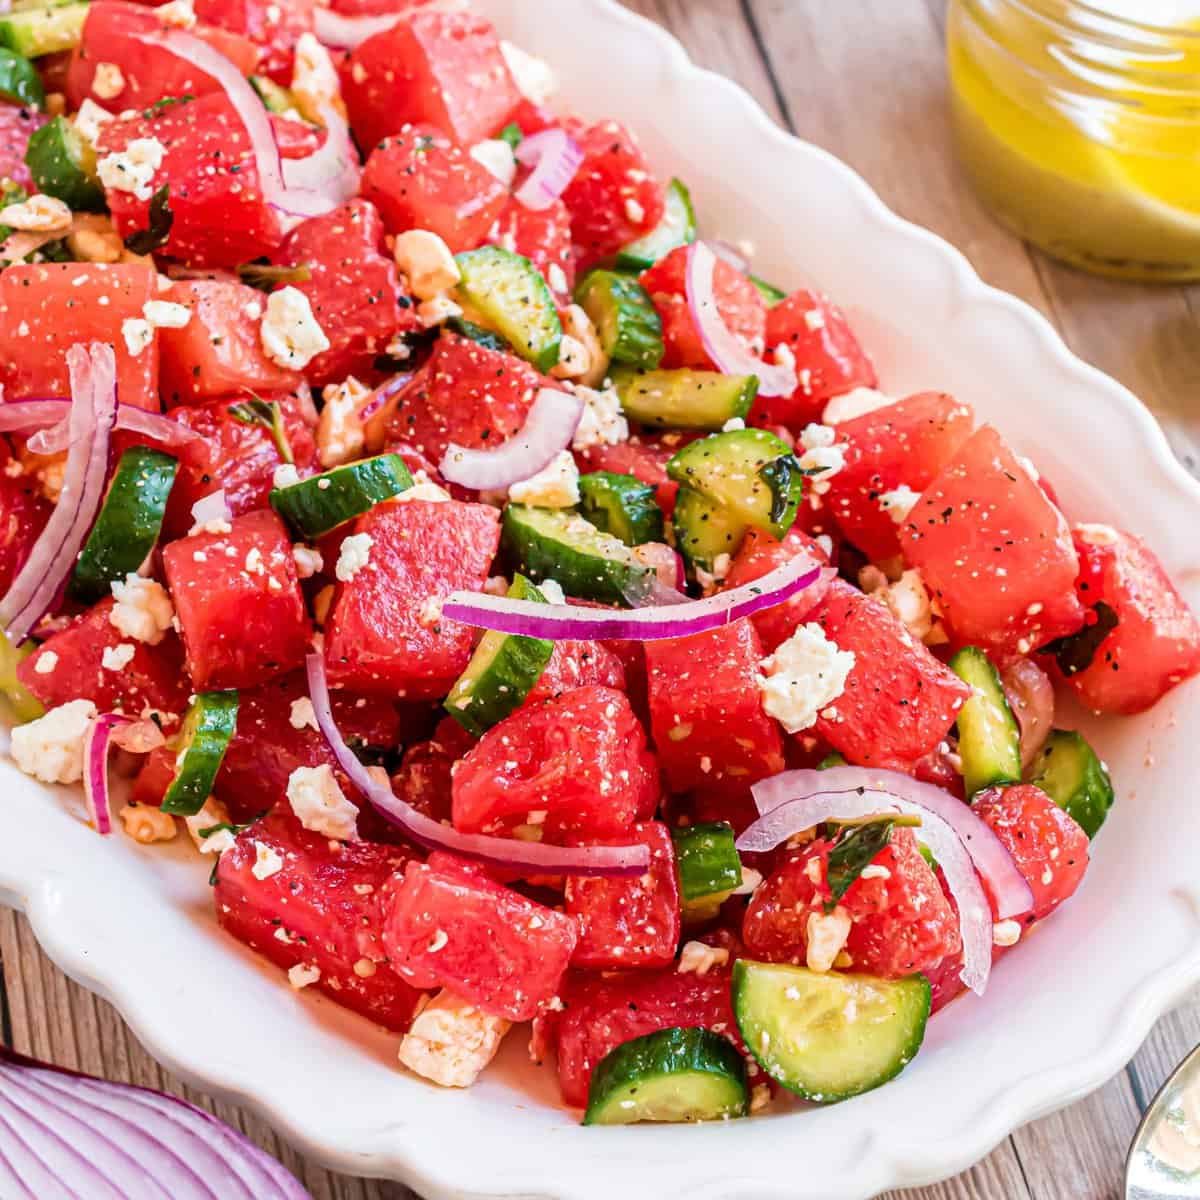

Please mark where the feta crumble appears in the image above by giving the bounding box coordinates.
[288,963,321,990]
[317,375,369,467]
[73,99,113,147]
[120,804,177,844]
[286,764,360,842]
[289,697,319,731]
[291,31,342,125]
[821,386,894,426]
[393,229,461,301]
[469,139,518,188]
[97,137,165,202]
[292,544,323,579]
[570,384,628,451]
[796,423,847,492]
[251,841,284,880]
[0,193,71,233]
[507,450,580,508]
[274,464,301,490]
[121,318,153,358]
[33,652,58,676]
[110,575,174,645]
[101,642,136,671]
[92,62,126,101]
[10,700,96,784]
[878,485,921,524]
[806,906,852,973]
[758,623,856,734]
[677,941,730,976]
[335,532,373,582]
[143,299,191,329]
[398,990,512,1088]
[260,286,330,370]
[184,797,236,856]
[993,919,1022,948]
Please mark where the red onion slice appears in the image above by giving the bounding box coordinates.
[306,653,649,877]
[0,344,117,647]
[442,552,823,641]
[7,397,203,456]
[0,1049,310,1199]
[752,766,1034,922]
[190,489,231,527]
[439,387,584,490]
[311,6,403,48]
[514,128,583,211]
[0,229,61,263]
[737,784,996,995]
[685,241,797,397]
[279,103,361,208]
[83,714,156,836]
[1002,657,1055,768]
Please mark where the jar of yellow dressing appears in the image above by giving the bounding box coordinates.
[947,0,1200,281]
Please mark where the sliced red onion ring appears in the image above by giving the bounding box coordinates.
[442,552,823,641]
[0,1048,310,1199]
[190,489,231,527]
[1002,657,1055,768]
[514,128,583,211]
[7,397,203,456]
[0,344,117,647]
[685,241,797,397]
[311,6,402,49]
[0,229,60,263]
[360,371,413,423]
[306,654,649,877]
[439,387,584,490]
[751,765,1034,922]
[279,102,361,207]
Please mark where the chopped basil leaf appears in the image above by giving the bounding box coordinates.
[228,396,294,464]
[237,258,313,292]
[123,185,174,256]
[824,819,894,912]
[143,94,194,119]
[1038,600,1119,676]
[497,122,523,149]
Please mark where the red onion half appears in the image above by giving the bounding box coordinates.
[83,714,165,836]
[306,653,650,877]
[0,1048,311,1199]
[311,6,403,49]
[441,552,823,641]
[685,241,797,397]
[438,387,584,490]
[514,128,583,211]
[0,344,117,647]
[1,397,202,456]
[1001,657,1055,768]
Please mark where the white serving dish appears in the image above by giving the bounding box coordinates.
[3,2,1200,1197]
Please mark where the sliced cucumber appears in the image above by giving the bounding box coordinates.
[950,646,1021,800]
[671,821,742,924]
[444,574,553,736]
[0,637,44,723]
[668,429,803,540]
[25,115,104,209]
[612,366,757,431]
[161,691,239,817]
[615,178,696,272]
[269,453,413,540]
[501,504,656,606]
[750,275,787,306]
[250,75,297,115]
[454,245,562,372]
[1026,728,1114,839]
[584,1027,748,1125]
[671,485,746,575]
[70,447,178,603]
[577,471,664,547]
[573,269,663,369]
[0,46,43,108]
[0,3,88,57]
[445,315,510,354]
[733,960,930,1103]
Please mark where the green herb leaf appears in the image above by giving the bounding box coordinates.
[143,94,194,119]
[228,396,294,464]
[1039,600,1119,677]
[123,185,174,256]
[497,122,523,149]
[824,819,894,912]
[758,454,804,525]
[237,258,313,292]
[445,315,511,353]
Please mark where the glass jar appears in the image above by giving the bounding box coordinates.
[947,0,1200,281]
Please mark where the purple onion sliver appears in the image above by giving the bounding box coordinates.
[311,5,402,48]
[514,128,584,212]
[83,714,134,837]
[360,371,413,422]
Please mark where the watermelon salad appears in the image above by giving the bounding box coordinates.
[0,0,1197,1127]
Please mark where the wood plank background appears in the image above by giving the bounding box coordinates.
[4,1,1199,1197]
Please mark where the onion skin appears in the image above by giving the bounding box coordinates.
[1002,657,1055,768]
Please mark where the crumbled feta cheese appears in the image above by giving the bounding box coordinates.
[291,31,341,125]
[570,384,628,451]
[335,532,373,582]
[803,308,826,332]
[500,40,557,105]
[274,464,301,490]
[289,697,319,731]
[156,0,196,28]
[1076,522,1120,546]
[859,864,892,881]
[109,574,174,645]
[722,417,746,432]
[750,1083,772,1114]
[121,318,153,358]
[286,764,360,842]
[251,841,284,880]
[143,299,191,329]
[469,139,517,188]
[101,642,137,671]
[862,567,938,642]
[398,990,512,1088]
[92,62,126,101]
[393,477,453,504]
[260,286,330,370]
[677,941,730,976]
[416,294,463,327]
[317,375,370,467]
[419,595,443,627]
[184,797,236,855]
[10,700,96,784]
[537,578,567,605]
[73,99,113,147]
[508,450,580,508]
[97,137,165,202]
[120,804,177,844]
[731,866,763,896]
[0,193,71,233]
[624,197,646,226]
[806,906,852,973]
[33,652,58,676]
[878,485,921,524]
[758,623,856,734]
[822,386,894,426]
[796,423,847,493]
[292,544,323,579]
[288,963,321,990]
[549,333,591,381]
[993,919,1022,948]
[547,262,569,296]
[393,229,461,301]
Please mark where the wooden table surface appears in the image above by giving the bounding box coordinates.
[4,2,1200,1197]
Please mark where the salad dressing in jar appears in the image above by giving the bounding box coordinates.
[947,0,1200,280]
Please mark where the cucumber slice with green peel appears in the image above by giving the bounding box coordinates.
[70,447,178,603]
[454,245,562,372]
[733,960,930,1103]
[445,315,510,353]
[0,46,43,108]
[671,485,746,575]
[161,692,239,817]
[0,637,44,723]
[573,269,663,369]
[501,504,657,606]
[583,1027,748,1125]
[671,821,742,924]
[615,178,696,272]
[668,429,803,540]
[612,366,757,431]
[750,275,788,306]
[1026,728,1114,838]
[25,115,105,208]
[0,4,88,57]
[250,75,298,115]
[269,453,413,540]
[444,574,554,736]
[577,471,664,547]
[950,646,1021,800]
